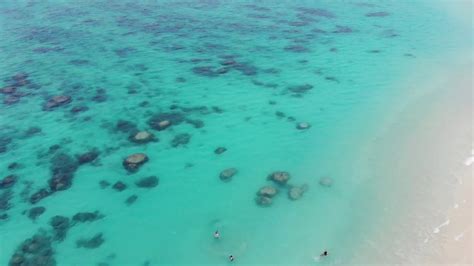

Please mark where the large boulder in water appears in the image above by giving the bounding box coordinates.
[219,168,238,182]
[122,153,148,172]
[43,95,72,110]
[267,171,291,185]
[129,131,155,144]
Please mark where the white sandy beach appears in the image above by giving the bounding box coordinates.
[349,48,472,265]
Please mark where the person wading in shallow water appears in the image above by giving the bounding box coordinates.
[229,255,235,262]
[320,250,329,257]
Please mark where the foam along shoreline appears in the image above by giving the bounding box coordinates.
[351,53,473,265]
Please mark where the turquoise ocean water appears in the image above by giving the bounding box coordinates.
[0,1,469,265]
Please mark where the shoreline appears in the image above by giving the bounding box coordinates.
[349,49,472,265]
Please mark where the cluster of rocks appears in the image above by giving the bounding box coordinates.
[9,231,56,266]
[1,72,35,106]
[191,59,258,78]
[30,149,100,204]
[255,171,309,207]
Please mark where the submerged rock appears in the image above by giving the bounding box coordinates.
[0,174,17,189]
[219,168,238,182]
[185,118,204,128]
[99,180,111,189]
[29,188,51,204]
[147,112,184,131]
[135,176,159,188]
[257,185,278,198]
[125,195,138,205]
[366,11,390,17]
[4,95,20,105]
[76,150,100,165]
[0,86,16,94]
[112,181,127,192]
[72,211,104,223]
[288,84,313,94]
[49,153,79,192]
[267,171,291,185]
[214,147,227,154]
[319,177,333,187]
[76,233,104,249]
[116,120,138,133]
[171,133,191,147]
[287,184,309,200]
[123,153,149,172]
[70,105,89,114]
[28,206,46,220]
[43,95,72,110]
[24,127,42,137]
[0,190,13,211]
[50,215,70,241]
[255,196,272,207]
[129,131,155,144]
[8,162,21,170]
[49,172,74,192]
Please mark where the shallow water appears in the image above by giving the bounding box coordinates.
[0,1,468,265]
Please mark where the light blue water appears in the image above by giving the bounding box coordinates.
[0,1,469,265]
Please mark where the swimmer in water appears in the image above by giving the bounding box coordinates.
[229,255,235,262]
[213,230,220,239]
